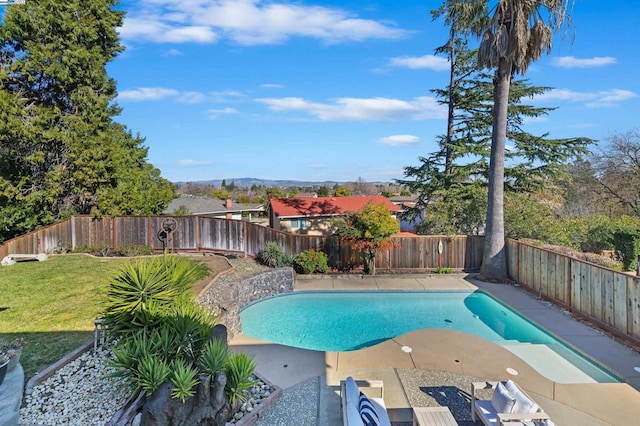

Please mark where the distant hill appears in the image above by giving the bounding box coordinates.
[175,177,352,188]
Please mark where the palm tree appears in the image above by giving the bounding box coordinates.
[476,0,574,282]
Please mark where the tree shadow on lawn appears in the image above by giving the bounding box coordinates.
[0,331,93,380]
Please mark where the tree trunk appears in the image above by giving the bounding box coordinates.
[480,58,511,283]
[363,251,376,275]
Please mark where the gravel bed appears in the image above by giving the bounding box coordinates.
[396,368,490,426]
[19,256,275,426]
[254,377,319,426]
[20,344,131,426]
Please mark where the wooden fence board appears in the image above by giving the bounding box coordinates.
[613,274,628,333]
[602,269,614,327]
[630,278,640,341]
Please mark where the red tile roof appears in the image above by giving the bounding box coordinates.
[269,195,401,218]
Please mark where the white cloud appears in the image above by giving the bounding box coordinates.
[120,0,407,45]
[552,56,616,69]
[586,89,637,107]
[261,83,284,89]
[379,135,420,146]
[178,159,214,166]
[389,54,449,71]
[178,92,208,104]
[119,18,217,43]
[210,90,248,102]
[118,87,179,101]
[207,107,239,119]
[118,87,209,103]
[533,88,637,108]
[255,96,446,121]
[164,48,183,56]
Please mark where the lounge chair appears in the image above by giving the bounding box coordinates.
[340,376,391,426]
[471,380,551,426]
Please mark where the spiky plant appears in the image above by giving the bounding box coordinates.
[137,356,170,395]
[199,339,230,376]
[170,358,200,402]
[225,352,258,405]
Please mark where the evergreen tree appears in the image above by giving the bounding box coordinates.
[0,0,174,241]
[398,3,591,237]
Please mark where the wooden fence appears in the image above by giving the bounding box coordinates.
[506,238,640,342]
[0,215,484,272]
[3,216,640,343]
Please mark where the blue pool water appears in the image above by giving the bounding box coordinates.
[240,291,621,384]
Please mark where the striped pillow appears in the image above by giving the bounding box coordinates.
[358,392,381,426]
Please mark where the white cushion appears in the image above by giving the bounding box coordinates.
[345,377,360,405]
[504,380,539,413]
[491,381,516,413]
[347,401,364,426]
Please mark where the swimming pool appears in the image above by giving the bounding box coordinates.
[240,291,620,384]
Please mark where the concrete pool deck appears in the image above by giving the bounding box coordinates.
[229,274,640,425]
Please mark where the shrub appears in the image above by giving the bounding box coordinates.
[259,242,293,268]
[293,249,329,274]
[611,217,640,271]
[199,339,230,376]
[226,352,258,405]
[105,255,257,410]
[435,267,453,274]
[170,359,200,402]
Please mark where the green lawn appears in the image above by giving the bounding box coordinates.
[0,255,130,379]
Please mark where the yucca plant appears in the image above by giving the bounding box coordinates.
[103,255,210,339]
[170,358,201,402]
[168,300,216,362]
[199,339,230,376]
[225,352,258,405]
[148,328,178,363]
[161,255,209,293]
[137,356,170,395]
[110,331,161,381]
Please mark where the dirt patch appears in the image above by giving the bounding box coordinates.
[181,254,233,295]
[185,254,272,295]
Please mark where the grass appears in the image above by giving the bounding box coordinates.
[0,255,130,378]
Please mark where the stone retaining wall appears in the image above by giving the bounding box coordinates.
[198,268,295,339]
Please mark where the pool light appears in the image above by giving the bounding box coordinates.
[401,346,412,353]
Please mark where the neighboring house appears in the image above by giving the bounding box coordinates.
[164,196,264,221]
[388,195,422,232]
[269,195,401,235]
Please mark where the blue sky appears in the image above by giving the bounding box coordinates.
[108,0,638,183]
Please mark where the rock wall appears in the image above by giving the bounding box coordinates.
[198,268,295,338]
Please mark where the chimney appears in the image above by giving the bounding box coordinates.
[225,199,233,209]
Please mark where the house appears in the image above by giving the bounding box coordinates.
[164,196,264,221]
[269,195,401,235]
[388,195,422,232]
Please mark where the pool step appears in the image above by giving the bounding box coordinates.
[499,340,532,346]
[499,343,599,384]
